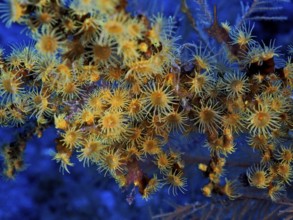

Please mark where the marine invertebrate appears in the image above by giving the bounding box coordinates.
[221,71,249,98]
[53,140,74,174]
[34,26,64,54]
[0,70,24,102]
[28,89,53,120]
[61,126,84,149]
[246,164,269,188]
[188,43,216,73]
[229,23,255,48]
[193,100,222,134]
[187,71,214,96]
[221,178,241,200]
[142,82,176,117]
[0,0,292,210]
[98,110,128,136]
[163,170,187,195]
[86,33,119,66]
[0,0,26,27]
[98,148,124,176]
[154,152,173,172]
[141,137,162,155]
[246,103,281,137]
[275,146,293,164]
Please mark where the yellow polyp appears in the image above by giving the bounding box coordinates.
[202,183,213,197]
[138,42,148,52]
[198,163,208,172]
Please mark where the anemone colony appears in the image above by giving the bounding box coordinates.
[0,0,292,202]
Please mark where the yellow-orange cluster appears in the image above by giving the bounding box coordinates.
[0,0,292,202]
